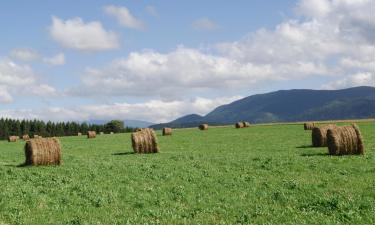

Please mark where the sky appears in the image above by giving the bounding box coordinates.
[1,0,375,123]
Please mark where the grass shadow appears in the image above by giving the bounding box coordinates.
[4,163,29,168]
[296,145,314,149]
[301,152,329,157]
[112,152,135,156]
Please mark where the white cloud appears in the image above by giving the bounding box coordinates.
[10,48,39,61]
[322,72,373,89]
[43,53,65,65]
[104,5,145,30]
[48,16,120,51]
[145,5,158,18]
[192,18,219,31]
[0,96,242,123]
[0,60,57,103]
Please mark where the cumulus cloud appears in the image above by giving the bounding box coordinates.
[10,48,39,61]
[104,5,145,30]
[0,60,57,103]
[0,96,242,123]
[48,16,120,51]
[322,72,373,89]
[43,53,65,65]
[192,18,219,31]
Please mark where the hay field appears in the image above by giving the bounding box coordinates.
[0,122,375,224]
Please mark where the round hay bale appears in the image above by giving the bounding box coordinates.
[77,132,82,136]
[135,128,142,132]
[243,122,251,127]
[327,124,364,155]
[235,122,244,129]
[87,131,96,139]
[110,132,114,134]
[199,124,208,130]
[8,136,19,142]
[312,124,336,147]
[24,138,61,166]
[304,122,316,130]
[22,134,30,141]
[162,127,172,136]
[131,128,159,154]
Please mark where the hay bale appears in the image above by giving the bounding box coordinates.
[312,124,336,147]
[327,124,364,155]
[8,136,19,142]
[162,127,172,136]
[87,131,96,139]
[100,132,104,135]
[243,122,251,127]
[24,138,61,166]
[22,135,30,141]
[131,128,159,154]
[110,132,114,135]
[135,128,142,132]
[199,124,208,130]
[235,122,244,129]
[304,122,316,130]
[77,132,82,136]
[33,135,42,139]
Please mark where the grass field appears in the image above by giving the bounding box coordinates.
[0,122,375,224]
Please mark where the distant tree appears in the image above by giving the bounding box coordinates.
[105,120,124,133]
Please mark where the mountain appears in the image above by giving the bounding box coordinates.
[88,119,154,128]
[150,86,375,129]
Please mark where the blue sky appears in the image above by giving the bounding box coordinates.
[0,0,374,122]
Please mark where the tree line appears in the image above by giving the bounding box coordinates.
[0,118,135,140]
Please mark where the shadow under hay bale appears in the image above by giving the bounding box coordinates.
[8,136,19,142]
[24,138,62,166]
[87,131,96,139]
[162,127,172,136]
[235,122,244,129]
[131,128,159,154]
[327,124,364,156]
[22,135,30,141]
[312,124,336,147]
[199,124,208,130]
[304,122,316,130]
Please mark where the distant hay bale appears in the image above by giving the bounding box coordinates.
[24,138,61,166]
[304,122,316,130]
[135,128,142,132]
[8,136,19,142]
[87,131,96,139]
[312,124,336,147]
[235,122,244,129]
[22,135,30,141]
[327,124,364,155]
[100,132,104,135]
[77,132,82,136]
[110,132,114,134]
[243,122,251,127]
[131,128,159,154]
[162,127,172,136]
[199,124,208,130]
[33,135,42,139]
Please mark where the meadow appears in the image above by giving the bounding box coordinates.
[0,121,375,224]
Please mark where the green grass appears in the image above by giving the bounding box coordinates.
[0,122,375,224]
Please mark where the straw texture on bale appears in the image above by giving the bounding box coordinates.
[243,122,251,127]
[199,124,208,130]
[327,124,364,155]
[131,128,159,154]
[8,136,18,142]
[235,122,244,129]
[24,138,61,166]
[87,131,96,139]
[22,135,30,141]
[304,122,316,130]
[312,124,336,147]
[162,127,172,136]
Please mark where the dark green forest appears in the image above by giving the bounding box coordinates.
[0,118,135,140]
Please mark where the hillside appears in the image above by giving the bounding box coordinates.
[151,86,375,129]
